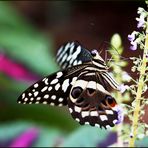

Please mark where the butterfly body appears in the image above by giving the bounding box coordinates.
[17,41,123,129]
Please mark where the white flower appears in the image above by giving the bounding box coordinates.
[113,105,124,124]
[128,31,138,42]
[130,40,138,50]
[128,31,139,50]
[136,14,146,28]
[118,84,129,93]
[122,72,131,82]
[137,7,145,14]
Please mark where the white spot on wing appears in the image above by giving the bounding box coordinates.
[95,124,100,127]
[48,86,52,91]
[43,101,47,104]
[58,103,63,106]
[87,81,96,89]
[41,86,48,92]
[55,83,60,91]
[34,83,38,88]
[73,60,77,65]
[74,80,88,89]
[37,97,41,100]
[56,72,63,78]
[24,98,28,102]
[69,46,81,64]
[57,43,70,62]
[59,98,63,102]
[69,108,73,113]
[75,118,80,122]
[50,102,55,106]
[22,93,25,99]
[34,91,38,97]
[44,94,49,99]
[113,119,118,124]
[30,98,34,101]
[105,110,113,115]
[28,93,32,96]
[81,111,89,118]
[44,79,49,85]
[57,46,63,56]
[67,54,72,61]
[71,77,77,85]
[106,125,111,129]
[72,46,81,60]
[51,95,56,100]
[42,78,46,81]
[77,61,82,65]
[50,79,58,85]
[69,42,75,55]
[60,53,67,65]
[62,63,68,69]
[62,79,69,92]
[74,106,81,113]
[97,83,110,95]
[100,115,108,121]
[85,122,89,125]
[90,111,98,116]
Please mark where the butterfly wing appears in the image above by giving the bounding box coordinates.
[17,64,88,106]
[67,72,122,129]
[56,41,92,69]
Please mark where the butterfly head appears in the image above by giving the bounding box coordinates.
[91,49,104,62]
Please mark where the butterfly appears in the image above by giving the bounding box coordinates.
[17,41,123,129]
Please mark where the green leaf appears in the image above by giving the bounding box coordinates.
[0,104,78,132]
[0,2,58,75]
[0,74,28,103]
[0,2,31,31]
[0,74,78,132]
[61,126,109,147]
[110,33,123,55]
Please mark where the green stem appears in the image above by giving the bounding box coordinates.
[116,92,123,147]
[129,27,148,147]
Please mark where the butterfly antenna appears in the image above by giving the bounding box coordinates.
[98,40,107,55]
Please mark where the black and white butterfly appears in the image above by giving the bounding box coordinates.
[17,41,123,129]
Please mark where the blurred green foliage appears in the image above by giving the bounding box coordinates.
[0,1,58,75]
[0,1,76,133]
[61,126,108,147]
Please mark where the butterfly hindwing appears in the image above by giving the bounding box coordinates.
[67,72,120,128]
[56,41,92,69]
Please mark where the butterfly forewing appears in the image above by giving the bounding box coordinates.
[18,71,69,106]
[56,41,92,69]
[68,72,119,128]
[17,64,89,106]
